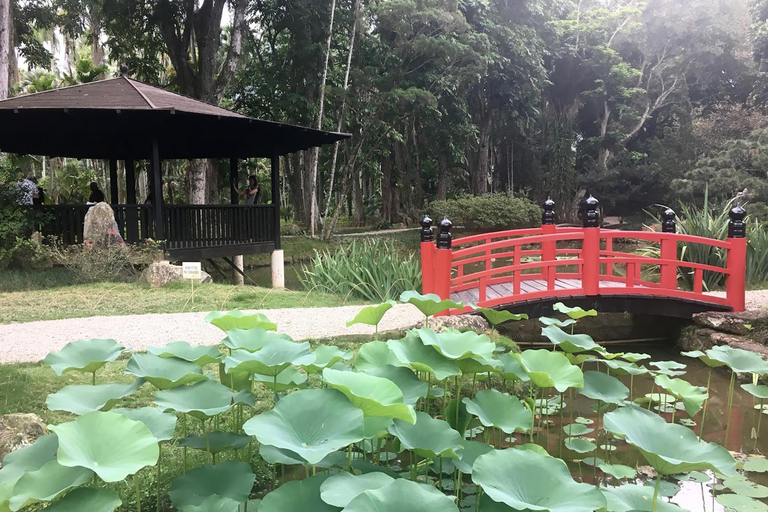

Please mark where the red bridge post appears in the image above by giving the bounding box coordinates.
[727,205,747,312]
[660,208,678,290]
[420,216,435,295]
[541,197,556,286]
[582,195,600,295]
[434,218,453,301]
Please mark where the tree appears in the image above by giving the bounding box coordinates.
[0,0,9,99]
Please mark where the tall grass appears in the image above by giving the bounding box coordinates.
[299,239,421,302]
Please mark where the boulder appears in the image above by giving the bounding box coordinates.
[140,261,212,288]
[83,202,124,245]
[0,413,46,465]
[692,310,768,336]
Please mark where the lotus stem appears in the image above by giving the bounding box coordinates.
[456,469,462,502]
[472,374,477,396]
[182,414,188,473]
[438,457,443,490]
[441,379,447,419]
[425,314,429,328]
[757,397,764,448]
[92,371,96,386]
[651,473,661,512]
[426,374,432,413]
[699,367,712,441]
[156,445,161,512]
[135,475,141,512]
[348,444,353,472]
[374,323,378,340]
[559,392,564,459]
[725,371,735,447]
[455,375,460,429]
[475,486,482,512]
[629,374,634,400]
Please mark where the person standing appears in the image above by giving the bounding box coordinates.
[87,182,105,204]
[15,171,38,205]
[232,175,260,205]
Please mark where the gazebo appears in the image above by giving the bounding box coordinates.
[0,75,349,284]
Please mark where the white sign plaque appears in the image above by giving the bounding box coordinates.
[182,262,202,280]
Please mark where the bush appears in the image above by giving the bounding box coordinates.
[6,237,53,270]
[50,237,135,283]
[427,193,541,231]
[0,165,33,268]
[299,239,421,301]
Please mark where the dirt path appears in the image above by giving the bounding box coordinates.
[0,304,424,364]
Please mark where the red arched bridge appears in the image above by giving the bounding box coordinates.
[420,196,747,319]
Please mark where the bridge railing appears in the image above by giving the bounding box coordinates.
[420,196,747,313]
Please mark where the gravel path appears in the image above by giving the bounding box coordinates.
[0,304,425,364]
[707,290,768,311]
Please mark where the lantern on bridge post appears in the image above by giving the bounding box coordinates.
[660,208,678,290]
[420,215,435,295]
[582,195,600,295]
[727,205,747,312]
[434,218,453,301]
[541,197,557,285]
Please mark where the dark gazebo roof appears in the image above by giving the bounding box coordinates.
[0,76,350,160]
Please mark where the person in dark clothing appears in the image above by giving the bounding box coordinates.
[29,177,45,205]
[232,175,260,205]
[87,182,105,204]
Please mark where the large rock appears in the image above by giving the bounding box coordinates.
[83,202,124,245]
[692,310,768,336]
[140,261,212,288]
[0,413,46,465]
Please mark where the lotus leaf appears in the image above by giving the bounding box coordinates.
[322,368,416,423]
[387,412,463,459]
[539,316,577,328]
[578,371,629,404]
[452,440,494,474]
[43,339,125,376]
[0,434,58,511]
[600,358,649,376]
[179,495,241,512]
[259,474,337,512]
[650,360,687,377]
[716,494,768,512]
[354,341,403,371]
[221,328,292,352]
[673,471,710,483]
[253,367,308,391]
[445,398,471,436]
[515,349,584,392]
[414,328,495,360]
[8,459,92,511]
[654,374,707,417]
[46,380,144,415]
[178,432,251,454]
[399,291,462,317]
[745,457,768,473]
[169,461,255,509]
[364,417,395,439]
[598,463,636,479]
[204,311,277,332]
[601,484,684,512]
[462,389,532,433]
[602,405,736,476]
[147,342,221,366]
[346,301,396,327]
[742,384,768,399]
[303,345,354,374]
[620,352,651,363]
[563,423,593,437]
[110,407,177,442]
[707,346,768,374]
[343,478,459,512]
[565,438,596,454]
[565,353,594,366]
[364,365,427,405]
[723,474,768,498]
[469,306,528,326]
[50,411,159,482]
[243,388,364,465]
[42,488,122,512]
[257,445,347,468]
[541,325,601,353]
[320,472,395,507]
[495,353,530,382]
[223,339,314,376]
[126,353,207,389]
[387,337,460,381]
[552,302,597,319]
[155,380,255,420]
[680,350,727,368]
[472,448,606,512]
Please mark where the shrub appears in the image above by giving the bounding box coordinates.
[0,165,33,268]
[6,237,53,271]
[299,239,421,301]
[427,193,541,231]
[50,236,135,283]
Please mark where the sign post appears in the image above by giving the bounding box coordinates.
[182,262,202,304]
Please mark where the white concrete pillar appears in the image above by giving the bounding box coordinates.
[271,250,285,289]
[233,255,244,286]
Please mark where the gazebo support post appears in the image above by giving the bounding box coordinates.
[270,151,284,288]
[151,140,165,241]
[230,157,245,286]
[124,159,139,243]
[229,158,239,205]
[109,159,119,204]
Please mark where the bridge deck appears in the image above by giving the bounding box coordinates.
[451,278,640,304]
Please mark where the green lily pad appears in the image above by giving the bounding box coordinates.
[541,325,602,353]
[155,380,255,420]
[598,463,636,479]
[169,460,255,509]
[179,495,241,512]
[257,445,348,468]
[707,345,768,374]
[354,341,404,371]
[654,374,708,417]
[399,291,462,317]
[650,361,687,377]
[565,438,597,454]
[388,412,463,459]
[680,350,728,368]
[221,328,292,352]
[43,339,125,376]
[364,416,395,439]
[345,479,459,512]
[387,337,460,381]
[243,388,364,465]
[178,432,252,454]
[49,411,159,482]
[579,371,629,404]
[716,494,768,512]
[552,302,597,319]
[603,405,736,476]
[323,368,416,423]
[470,306,528,326]
[744,457,768,473]
[620,352,651,363]
[456,356,502,374]
[204,311,277,332]
[516,349,584,392]
[575,417,594,425]
[472,448,606,512]
[303,345,353,374]
[8,459,92,510]
[539,316,577,328]
[495,353,530,382]
[126,353,207,390]
[46,380,144,415]
[601,484,685,512]
[43,488,122,512]
[253,367,308,392]
[453,440,494,474]
[319,472,395,508]
[600,358,649,376]
[563,423,594,437]
[723,474,768,498]
[365,365,428,406]
[347,301,397,328]
[110,407,177,442]
[415,328,496,361]
[445,398,472,436]
[259,474,337,512]
[672,471,710,483]
[742,384,768,399]
[462,389,532,433]
[146,342,221,366]
[223,339,314,376]
[0,434,58,511]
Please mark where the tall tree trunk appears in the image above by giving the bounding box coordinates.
[288,152,306,223]
[353,166,363,223]
[189,160,206,204]
[437,153,448,201]
[0,0,10,99]
[381,156,393,222]
[474,111,492,195]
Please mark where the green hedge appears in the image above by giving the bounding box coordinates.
[427,194,541,231]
